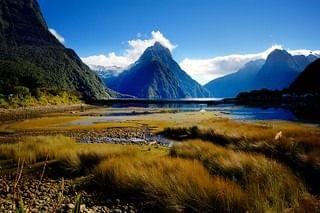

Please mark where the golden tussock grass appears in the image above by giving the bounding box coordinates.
[95,156,247,212]
[0,135,319,211]
[162,124,320,168]
[170,140,308,212]
[0,135,167,172]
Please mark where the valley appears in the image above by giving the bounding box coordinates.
[1,106,320,212]
[1,0,320,212]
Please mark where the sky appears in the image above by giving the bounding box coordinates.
[38,0,320,84]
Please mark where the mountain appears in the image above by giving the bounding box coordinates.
[0,0,110,100]
[293,55,313,71]
[204,59,265,98]
[90,64,123,79]
[105,42,210,98]
[205,49,316,98]
[290,59,320,93]
[254,49,303,90]
[307,54,318,63]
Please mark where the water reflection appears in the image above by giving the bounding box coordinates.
[106,103,301,122]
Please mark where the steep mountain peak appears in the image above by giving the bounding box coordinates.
[0,0,60,47]
[152,42,171,52]
[138,42,172,63]
[262,49,299,71]
[105,42,210,98]
[267,49,292,61]
[0,0,110,100]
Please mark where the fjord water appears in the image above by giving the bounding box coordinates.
[214,104,297,121]
[105,99,299,122]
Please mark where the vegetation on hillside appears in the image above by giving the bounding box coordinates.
[0,86,80,108]
[0,0,109,100]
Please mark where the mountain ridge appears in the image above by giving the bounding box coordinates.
[104,42,211,98]
[205,49,317,97]
[0,0,110,100]
[290,58,320,93]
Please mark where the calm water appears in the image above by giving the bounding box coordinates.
[106,101,298,122]
[211,104,297,121]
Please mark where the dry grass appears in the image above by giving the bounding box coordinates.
[1,116,82,130]
[1,135,319,211]
[95,156,247,212]
[170,140,308,212]
[161,124,320,194]
[200,118,320,150]
[0,135,167,173]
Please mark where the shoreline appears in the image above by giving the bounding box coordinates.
[0,104,94,122]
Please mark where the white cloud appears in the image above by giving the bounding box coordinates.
[288,48,320,56]
[82,30,177,71]
[49,28,65,44]
[180,45,320,85]
[82,30,320,85]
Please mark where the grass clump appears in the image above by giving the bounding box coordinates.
[0,136,166,174]
[95,156,247,212]
[162,125,320,194]
[0,135,77,164]
[170,140,307,212]
[1,135,318,212]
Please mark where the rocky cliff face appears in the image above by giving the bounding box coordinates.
[0,0,110,100]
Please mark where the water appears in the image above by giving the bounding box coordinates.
[104,101,299,122]
[211,104,297,121]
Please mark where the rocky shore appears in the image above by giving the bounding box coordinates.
[0,127,172,146]
[0,104,92,122]
[0,173,139,213]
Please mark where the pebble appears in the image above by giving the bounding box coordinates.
[1,127,171,146]
[67,203,75,209]
[0,174,139,212]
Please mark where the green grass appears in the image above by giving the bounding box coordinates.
[0,89,80,109]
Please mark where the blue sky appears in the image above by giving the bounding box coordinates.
[38,0,320,84]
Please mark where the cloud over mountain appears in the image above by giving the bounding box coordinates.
[180,45,320,85]
[49,28,65,44]
[81,31,177,71]
[82,30,320,86]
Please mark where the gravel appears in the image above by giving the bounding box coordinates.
[0,173,139,213]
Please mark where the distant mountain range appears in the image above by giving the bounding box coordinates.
[2,0,317,102]
[205,49,318,98]
[0,0,110,100]
[290,58,320,93]
[100,42,210,98]
[204,59,265,98]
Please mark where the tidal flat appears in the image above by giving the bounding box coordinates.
[0,106,320,212]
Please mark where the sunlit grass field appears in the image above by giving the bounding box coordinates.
[1,110,320,211]
[1,135,319,212]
